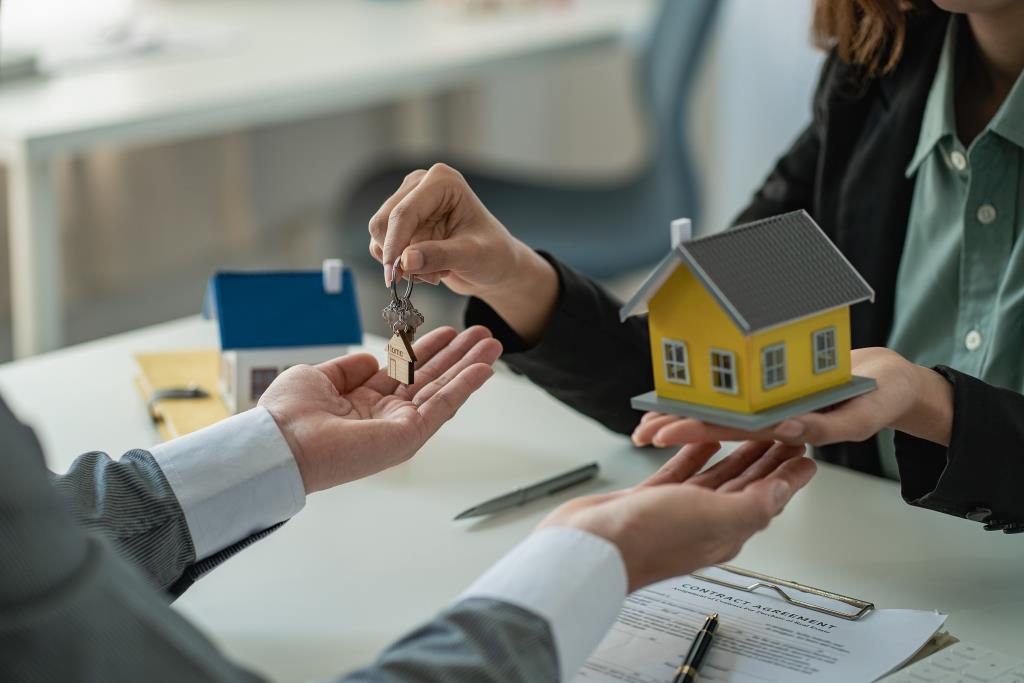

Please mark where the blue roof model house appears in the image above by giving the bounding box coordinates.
[204,259,362,413]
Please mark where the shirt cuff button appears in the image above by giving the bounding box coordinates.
[965,507,992,523]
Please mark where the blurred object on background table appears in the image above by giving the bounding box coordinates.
[433,0,572,16]
[1,0,229,75]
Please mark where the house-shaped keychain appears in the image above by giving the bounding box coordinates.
[387,329,417,385]
[620,210,876,430]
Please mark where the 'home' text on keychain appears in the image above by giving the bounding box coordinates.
[382,260,424,385]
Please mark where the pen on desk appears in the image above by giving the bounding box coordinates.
[453,462,600,520]
[672,613,718,683]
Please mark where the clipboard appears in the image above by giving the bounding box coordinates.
[135,350,228,440]
[691,564,875,621]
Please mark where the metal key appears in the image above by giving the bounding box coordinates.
[382,298,407,331]
[397,301,424,336]
[381,262,424,338]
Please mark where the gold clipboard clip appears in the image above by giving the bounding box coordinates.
[691,564,875,621]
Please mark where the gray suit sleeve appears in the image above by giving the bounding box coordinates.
[343,598,558,683]
[0,399,263,682]
[1,399,561,683]
[50,447,286,598]
[50,448,197,592]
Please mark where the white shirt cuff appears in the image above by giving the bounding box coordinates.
[459,527,627,682]
[150,406,305,560]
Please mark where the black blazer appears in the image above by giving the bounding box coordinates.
[467,8,1024,532]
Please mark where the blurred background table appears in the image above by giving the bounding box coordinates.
[0,0,650,358]
[1,316,1022,681]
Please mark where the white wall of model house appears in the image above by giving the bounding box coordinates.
[220,344,351,415]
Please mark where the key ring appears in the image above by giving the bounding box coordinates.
[390,258,414,302]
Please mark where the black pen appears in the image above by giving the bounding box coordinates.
[672,613,718,683]
[453,462,599,520]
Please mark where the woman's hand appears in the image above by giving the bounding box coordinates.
[367,163,559,342]
[631,347,954,449]
[539,441,816,592]
[369,163,521,294]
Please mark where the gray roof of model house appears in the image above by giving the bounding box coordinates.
[619,210,874,334]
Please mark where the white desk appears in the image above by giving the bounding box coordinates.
[0,0,649,357]
[1,316,1022,682]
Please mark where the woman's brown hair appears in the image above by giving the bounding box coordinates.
[813,0,921,76]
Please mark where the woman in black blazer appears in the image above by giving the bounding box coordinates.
[367,0,1024,532]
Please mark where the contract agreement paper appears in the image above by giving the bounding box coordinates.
[575,567,945,683]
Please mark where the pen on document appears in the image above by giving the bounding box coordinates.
[672,613,718,683]
[453,462,600,520]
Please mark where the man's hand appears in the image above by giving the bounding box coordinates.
[539,441,816,592]
[631,348,955,449]
[259,326,502,493]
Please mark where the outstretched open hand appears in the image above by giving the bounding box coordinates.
[540,441,816,592]
[260,326,502,493]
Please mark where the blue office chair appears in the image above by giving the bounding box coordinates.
[337,0,720,278]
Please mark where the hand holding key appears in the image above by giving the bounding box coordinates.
[367,163,558,345]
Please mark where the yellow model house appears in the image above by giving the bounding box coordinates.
[620,210,876,430]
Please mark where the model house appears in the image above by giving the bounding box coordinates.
[203,259,362,414]
[620,210,876,430]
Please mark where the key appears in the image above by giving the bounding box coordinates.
[382,298,408,332]
[383,260,425,385]
[382,260,424,338]
[382,291,424,338]
[398,302,425,336]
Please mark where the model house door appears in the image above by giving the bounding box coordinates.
[389,357,397,379]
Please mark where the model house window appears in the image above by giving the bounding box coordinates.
[813,327,838,373]
[662,339,690,384]
[251,367,278,401]
[710,349,738,394]
[762,343,787,389]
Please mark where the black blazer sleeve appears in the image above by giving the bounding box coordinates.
[731,52,840,224]
[893,367,1024,532]
[466,252,652,435]
[732,122,820,225]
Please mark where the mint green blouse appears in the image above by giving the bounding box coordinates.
[879,18,1024,478]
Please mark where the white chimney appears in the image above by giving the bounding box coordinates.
[322,259,344,293]
[670,218,692,249]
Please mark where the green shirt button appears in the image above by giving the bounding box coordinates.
[977,203,998,224]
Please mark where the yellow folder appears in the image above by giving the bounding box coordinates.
[135,350,229,441]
